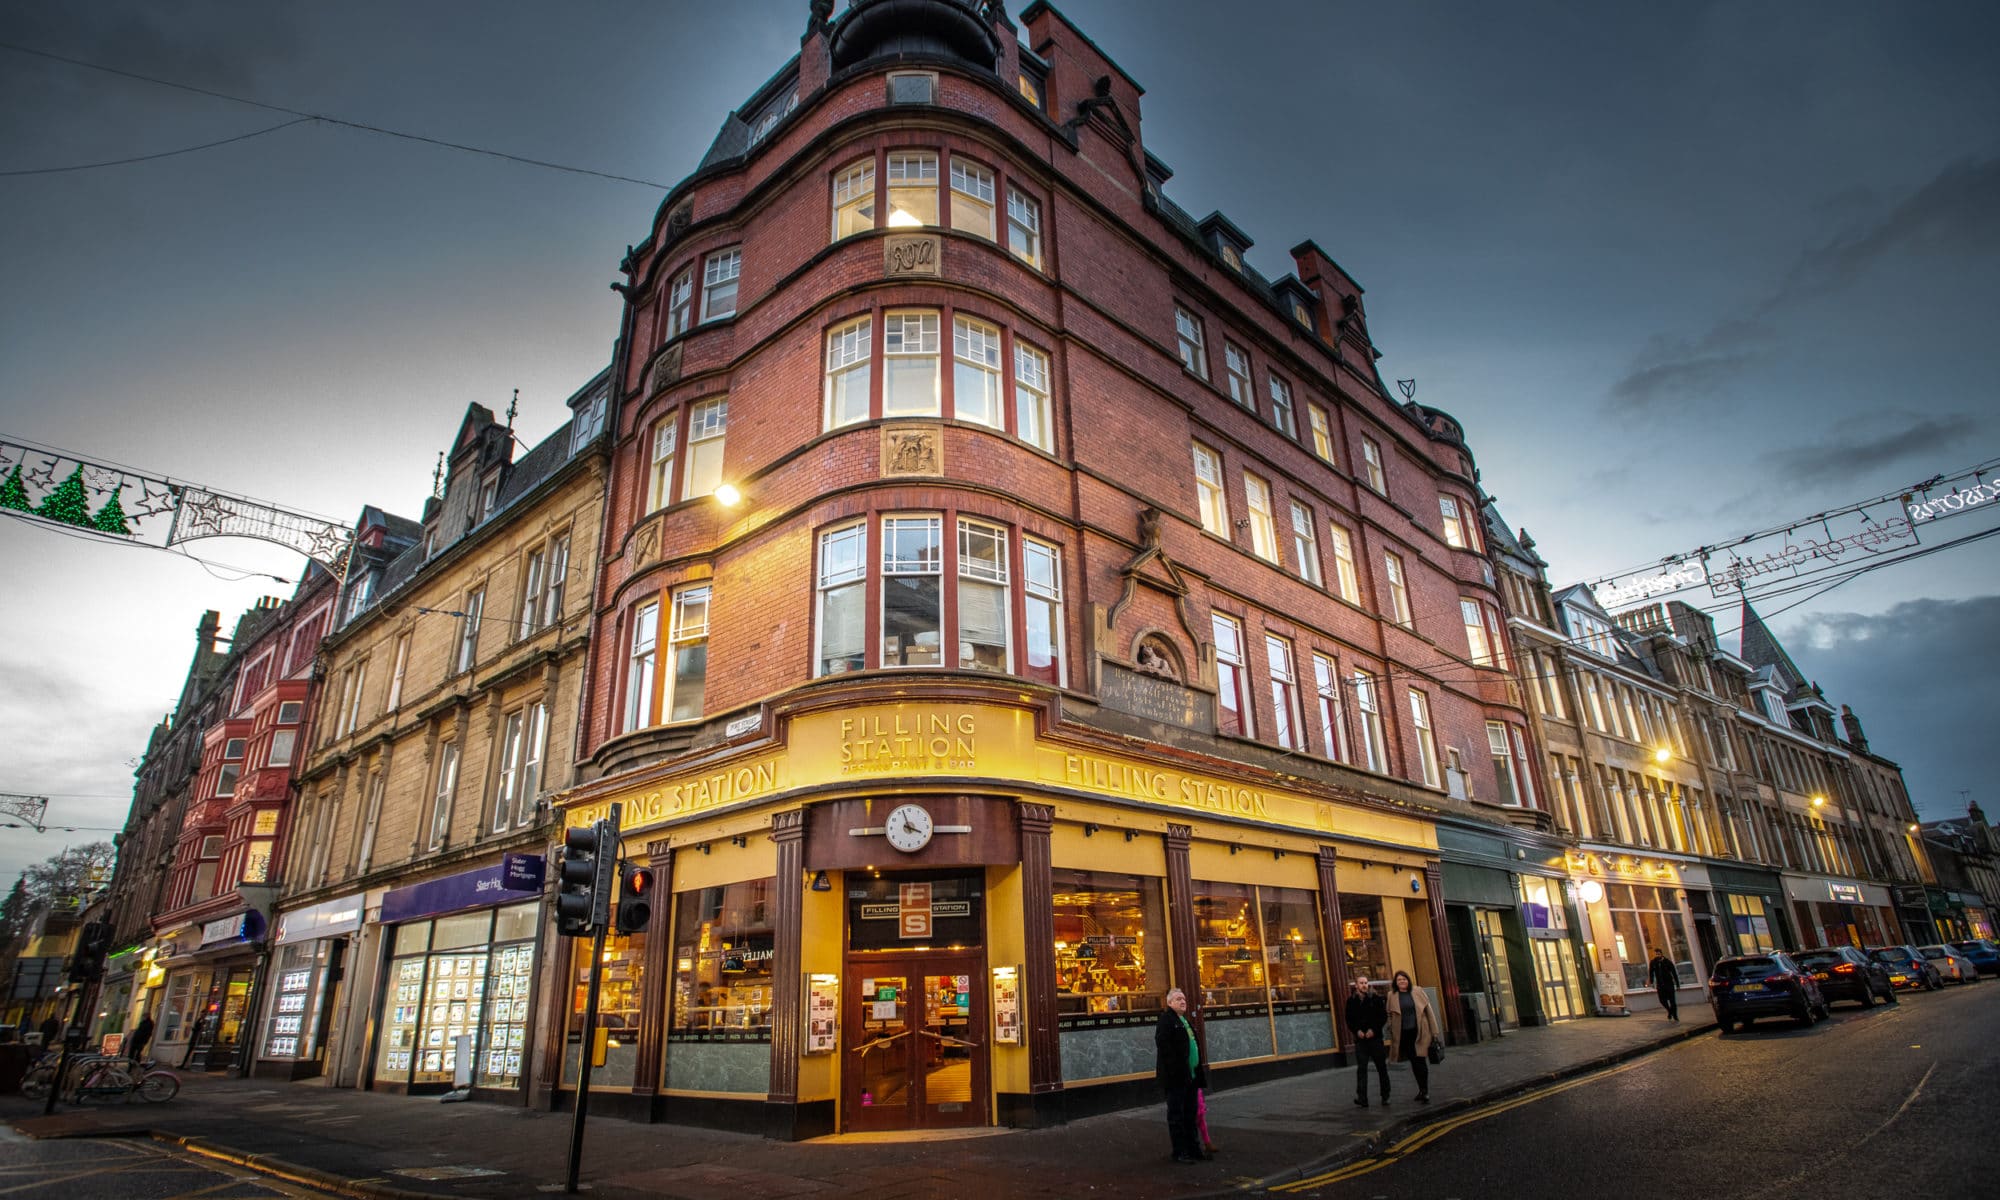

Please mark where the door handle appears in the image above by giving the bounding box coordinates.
[919,1029,980,1049]
[852,1030,910,1055]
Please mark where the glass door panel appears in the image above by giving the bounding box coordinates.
[920,971,979,1125]
[848,971,911,1129]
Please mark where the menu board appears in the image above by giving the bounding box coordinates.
[479,943,533,1085]
[992,969,1021,1045]
[806,976,839,1054]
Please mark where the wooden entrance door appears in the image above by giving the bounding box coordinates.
[842,951,988,1131]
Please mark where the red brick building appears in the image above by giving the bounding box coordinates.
[560,0,1536,1138]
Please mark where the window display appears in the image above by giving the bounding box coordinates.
[1259,886,1329,1010]
[372,902,537,1089]
[564,927,647,1088]
[1340,895,1391,985]
[1051,870,1164,1022]
[1194,882,1266,1016]
[1609,884,1693,989]
[670,879,775,1039]
[261,941,330,1060]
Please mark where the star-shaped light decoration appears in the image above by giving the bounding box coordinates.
[131,483,180,521]
[176,490,237,536]
[305,522,351,567]
[25,458,60,490]
[82,465,123,495]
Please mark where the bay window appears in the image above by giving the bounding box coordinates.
[1463,598,1494,666]
[957,519,1010,671]
[825,317,873,428]
[815,523,867,676]
[664,269,692,339]
[949,158,996,238]
[886,151,938,227]
[1024,537,1065,686]
[883,310,941,416]
[700,247,740,322]
[646,419,676,512]
[952,316,1004,428]
[666,585,711,722]
[1440,495,1472,549]
[882,515,943,667]
[1006,188,1042,268]
[832,158,875,239]
[681,396,727,501]
[1014,341,1052,451]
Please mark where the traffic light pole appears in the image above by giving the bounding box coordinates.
[565,802,618,1194]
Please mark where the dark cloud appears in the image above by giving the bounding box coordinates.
[1757,413,1971,484]
[1610,318,1774,412]
[0,0,300,92]
[1781,595,2000,820]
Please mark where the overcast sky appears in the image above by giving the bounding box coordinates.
[3,1,1996,888]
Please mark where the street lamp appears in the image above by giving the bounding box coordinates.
[713,483,742,507]
[1811,795,1827,808]
[1653,746,1672,765]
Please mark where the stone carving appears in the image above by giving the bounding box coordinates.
[1134,635,1179,681]
[664,203,693,245]
[647,343,683,395]
[882,426,941,476]
[884,233,941,277]
[632,518,661,566]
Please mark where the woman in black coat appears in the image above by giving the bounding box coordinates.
[1154,988,1207,1164]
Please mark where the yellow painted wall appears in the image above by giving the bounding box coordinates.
[1049,821,1168,875]
[796,869,845,1105]
[1187,841,1317,890]
[670,835,777,893]
[984,865,1027,1097]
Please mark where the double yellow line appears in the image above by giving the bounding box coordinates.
[1270,1059,1646,1192]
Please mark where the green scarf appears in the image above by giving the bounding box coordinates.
[1177,1013,1198,1074]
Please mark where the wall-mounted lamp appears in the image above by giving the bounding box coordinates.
[1083,823,1099,838]
[1908,823,1920,833]
[1272,849,1286,861]
[1578,880,1605,904]
[1810,795,1827,808]
[1229,844,1242,856]
[698,842,712,855]
[731,834,748,848]
[713,483,743,507]
[1409,875,1422,894]
[810,870,831,892]
[1123,829,1137,842]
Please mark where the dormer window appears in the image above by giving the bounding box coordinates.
[1220,244,1242,271]
[1291,299,1311,326]
[479,478,499,518]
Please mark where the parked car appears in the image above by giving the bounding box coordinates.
[1795,946,1900,1006]
[1867,944,1943,992]
[1949,939,2000,977]
[1917,944,1979,984]
[1709,952,1829,1031]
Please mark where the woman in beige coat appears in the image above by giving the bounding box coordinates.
[1382,970,1442,1102]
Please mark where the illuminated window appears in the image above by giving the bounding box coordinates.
[1213,613,1252,737]
[1440,495,1471,549]
[824,317,873,429]
[1051,870,1165,1019]
[886,152,939,227]
[681,397,727,501]
[1308,404,1334,463]
[669,880,775,1038]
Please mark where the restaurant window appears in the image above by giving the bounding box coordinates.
[1024,537,1065,687]
[622,601,658,733]
[1608,884,1693,990]
[1312,653,1349,763]
[563,923,646,1088]
[957,519,1010,672]
[681,396,727,501]
[1340,895,1391,985]
[669,880,777,1040]
[825,316,873,429]
[1052,870,1166,1019]
[1192,442,1229,536]
[700,247,740,322]
[883,310,942,416]
[1261,886,1330,1012]
[882,515,943,667]
[1244,473,1279,563]
[1213,612,1252,738]
[1266,634,1303,751]
[949,158,996,239]
[1408,688,1442,788]
[665,585,710,722]
[1006,188,1042,268]
[1354,671,1388,772]
[1193,881,1265,1018]
[886,151,939,227]
[832,158,875,240]
[1014,340,1053,452]
[953,316,1005,428]
[816,522,867,676]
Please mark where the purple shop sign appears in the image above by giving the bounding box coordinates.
[380,853,546,926]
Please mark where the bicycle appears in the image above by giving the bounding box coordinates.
[75,1055,180,1103]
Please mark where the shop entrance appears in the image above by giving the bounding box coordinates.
[842,952,987,1131]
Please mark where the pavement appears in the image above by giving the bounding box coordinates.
[3,1010,1714,1199]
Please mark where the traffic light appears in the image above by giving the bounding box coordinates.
[556,822,613,937]
[616,864,654,935]
[69,921,113,982]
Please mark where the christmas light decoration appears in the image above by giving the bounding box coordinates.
[35,466,93,527]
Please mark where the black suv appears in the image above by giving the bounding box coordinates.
[1795,945,1898,1007]
[1708,952,1829,1031]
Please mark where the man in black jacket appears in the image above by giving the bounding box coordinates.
[1344,976,1389,1105]
[1648,951,1680,1020]
[1154,988,1206,1164]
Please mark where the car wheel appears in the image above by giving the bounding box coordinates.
[1815,1001,1831,1021]
[1857,985,1874,1008]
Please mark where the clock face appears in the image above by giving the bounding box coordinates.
[884,803,934,853]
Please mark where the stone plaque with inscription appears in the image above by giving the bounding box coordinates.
[1099,661,1213,733]
[884,233,941,277]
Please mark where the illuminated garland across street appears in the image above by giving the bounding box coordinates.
[0,436,352,579]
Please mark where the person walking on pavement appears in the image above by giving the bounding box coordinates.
[37,1015,59,1047]
[1384,971,1442,1104]
[1648,950,1680,1020]
[1154,987,1208,1164]
[127,1008,157,1064]
[1345,976,1390,1106]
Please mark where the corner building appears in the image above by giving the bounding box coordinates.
[563,0,1539,1138]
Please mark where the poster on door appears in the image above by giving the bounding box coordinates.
[899,882,933,939]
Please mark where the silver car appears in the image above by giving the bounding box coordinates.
[1918,944,1980,985]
